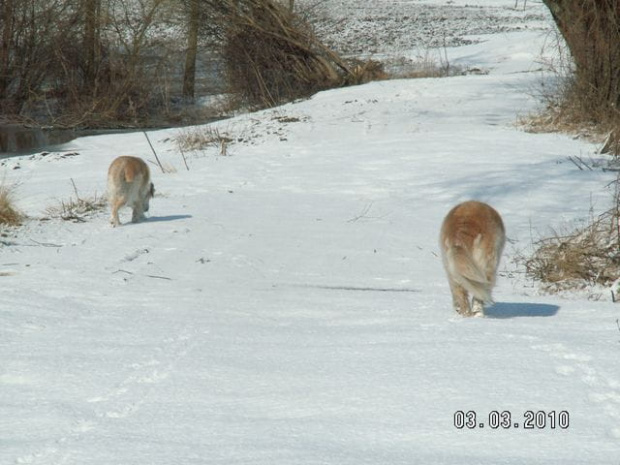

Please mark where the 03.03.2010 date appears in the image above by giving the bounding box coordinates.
[454,410,570,430]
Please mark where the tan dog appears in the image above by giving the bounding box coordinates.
[439,200,505,317]
[107,156,154,227]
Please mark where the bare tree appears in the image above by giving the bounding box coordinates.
[0,0,14,101]
[182,0,199,100]
[82,0,101,93]
[0,0,79,111]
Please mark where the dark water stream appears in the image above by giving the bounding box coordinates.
[0,125,162,158]
[0,125,85,158]
[1,113,221,158]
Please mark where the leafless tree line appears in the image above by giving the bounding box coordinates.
[0,0,186,127]
[0,0,357,127]
[1,0,620,132]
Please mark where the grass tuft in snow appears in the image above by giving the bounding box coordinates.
[0,182,23,227]
[45,179,107,223]
[176,126,233,156]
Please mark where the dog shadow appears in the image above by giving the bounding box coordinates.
[484,301,560,319]
[147,214,193,223]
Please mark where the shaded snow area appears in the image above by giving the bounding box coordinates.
[2,2,620,464]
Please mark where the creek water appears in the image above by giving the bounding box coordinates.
[0,125,81,158]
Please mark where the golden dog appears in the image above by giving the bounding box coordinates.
[107,156,154,227]
[440,201,505,316]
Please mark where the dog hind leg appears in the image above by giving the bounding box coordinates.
[449,280,472,316]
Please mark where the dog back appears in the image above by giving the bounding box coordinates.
[108,156,150,189]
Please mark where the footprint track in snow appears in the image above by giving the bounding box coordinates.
[88,331,192,419]
[122,247,151,262]
[531,342,620,438]
[15,420,97,465]
[14,329,197,465]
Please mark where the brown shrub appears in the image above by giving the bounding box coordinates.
[206,0,354,107]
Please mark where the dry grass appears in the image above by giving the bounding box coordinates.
[45,195,107,223]
[343,59,388,85]
[176,126,234,155]
[0,184,23,227]
[523,206,620,293]
[519,95,618,149]
[381,48,477,81]
[45,180,107,223]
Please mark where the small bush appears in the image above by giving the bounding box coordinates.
[204,0,354,108]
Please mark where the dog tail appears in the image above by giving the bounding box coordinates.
[122,163,137,183]
[445,244,494,304]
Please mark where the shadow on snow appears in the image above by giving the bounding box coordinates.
[485,301,560,319]
[146,214,193,223]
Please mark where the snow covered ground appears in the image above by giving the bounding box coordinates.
[309,0,552,53]
[2,2,620,464]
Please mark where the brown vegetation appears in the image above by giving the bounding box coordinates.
[0,0,386,127]
[0,0,191,128]
[203,0,357,107]
[44,180,106,222]
[176,126,233,154]
[0,183,23,226]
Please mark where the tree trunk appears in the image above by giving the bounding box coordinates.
[542,0,620,110]
[182,0,200,100]
[83,0,101,94]
[0,0,14,100]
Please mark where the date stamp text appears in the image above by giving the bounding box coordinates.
[454,410,570,430]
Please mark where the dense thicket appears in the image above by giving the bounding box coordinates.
[198,0,353,107]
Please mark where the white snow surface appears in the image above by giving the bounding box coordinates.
[2,3,620,464]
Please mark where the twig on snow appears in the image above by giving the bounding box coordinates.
[145,274,172,281]
[179,146,190,171]
[143,131,165,173]
[29,239,63,247]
